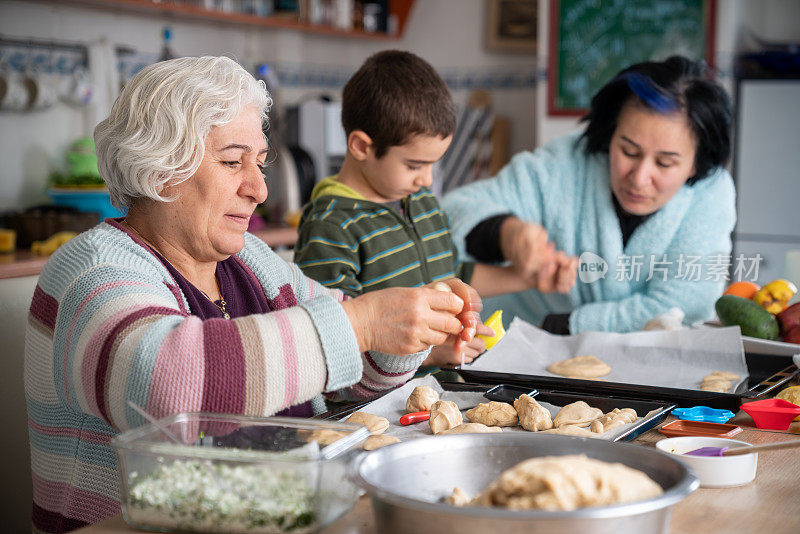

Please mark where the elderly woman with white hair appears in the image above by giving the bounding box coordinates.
[24,56,480,533]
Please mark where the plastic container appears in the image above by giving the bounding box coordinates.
[656,436,757,488]
[671,406,735,424]
[740,398,800,430]
[111,412,369,533]
[48,187,126,222]
[659,420,743,439]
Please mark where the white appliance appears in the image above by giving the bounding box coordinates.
[733,79,800,285]
[286,99,348,183]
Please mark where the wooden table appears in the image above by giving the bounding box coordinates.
[76,411,800,534]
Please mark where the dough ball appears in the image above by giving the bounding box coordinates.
[471,454,663,511]
[703,371,739,381]
[514,394,553,431]
[406,385,440,413]
[429,400,463,434]
[446,486,471,506]
[539,425,599,438]
[547,355,611,379]
[775,386,800,421]
[553,401,603,428]
[439,423,503,435]
[363,435,400,450]
[700,379,730,393]
[642,308,685,331]
[589,408,637,433]
[303,429,349,445]
[465,401,519,427]
[345,411,389,435]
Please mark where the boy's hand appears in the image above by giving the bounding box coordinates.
[499,217,555,278]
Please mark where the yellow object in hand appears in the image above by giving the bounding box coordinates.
[753,279,797,314]
[31,231,78,256]
[478,310,506,350]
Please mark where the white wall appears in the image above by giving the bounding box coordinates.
[0,0,536,212]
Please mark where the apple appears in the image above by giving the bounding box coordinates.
[783,324,800,345]
[777,302,800,335]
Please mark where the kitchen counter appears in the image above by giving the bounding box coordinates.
[75,411,800,534]
[0,225,298,279]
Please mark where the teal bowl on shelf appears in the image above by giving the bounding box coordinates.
[48,188,126,222]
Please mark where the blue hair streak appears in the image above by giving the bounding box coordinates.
[617,72,679,113]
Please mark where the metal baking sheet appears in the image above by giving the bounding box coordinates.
[437,381,674,442]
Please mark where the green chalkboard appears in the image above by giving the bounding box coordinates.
[549,0,714,115]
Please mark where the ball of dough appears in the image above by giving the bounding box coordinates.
[465,401,518,427]
[446,486,471,506]
[439,423,503,434]
[700,379,730,393]
[547,355,611,379]
[589,408,637,433]
[703,371,739,381]
[363,435,400,450]
[345,411,389,435]
[775,386,800,421]
[553,401,603,428]
[514,394,553,431]
[429,400,463,434]
[471,455,663,511]
[303,429,349,445]
[406,385,440,413]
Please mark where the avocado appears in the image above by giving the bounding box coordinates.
[715,295,780,340]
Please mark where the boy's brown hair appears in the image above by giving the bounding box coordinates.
[342,50,456,158]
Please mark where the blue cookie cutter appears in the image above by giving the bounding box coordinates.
[671,406,735,424]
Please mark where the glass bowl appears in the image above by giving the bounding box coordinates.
[111,412,369,533]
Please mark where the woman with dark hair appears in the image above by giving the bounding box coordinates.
[442,56,734,334]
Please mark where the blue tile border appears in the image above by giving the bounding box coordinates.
[268,61,539,90]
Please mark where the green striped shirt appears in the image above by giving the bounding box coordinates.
[294,188,474,296]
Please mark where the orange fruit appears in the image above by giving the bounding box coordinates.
[723,281,761,299]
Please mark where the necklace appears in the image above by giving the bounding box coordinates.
[124,219,230,320]
[197,288,230,320]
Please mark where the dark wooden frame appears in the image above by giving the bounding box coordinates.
[547,0,717,116]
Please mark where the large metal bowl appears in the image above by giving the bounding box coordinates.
[352,433,698,534]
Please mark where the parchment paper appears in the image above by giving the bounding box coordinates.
[341,375,649,442]
[466,318,748,392]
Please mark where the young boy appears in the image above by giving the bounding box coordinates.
[294,50,572,366]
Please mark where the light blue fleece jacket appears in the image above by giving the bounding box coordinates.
[442,132,736,333]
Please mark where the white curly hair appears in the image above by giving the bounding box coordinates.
[94,56,272,209]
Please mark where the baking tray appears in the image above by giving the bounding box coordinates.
[457,352,799,412]
[437,381,675,442]
[321,381,674,443]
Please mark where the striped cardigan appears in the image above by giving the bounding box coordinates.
[24,221,427,533]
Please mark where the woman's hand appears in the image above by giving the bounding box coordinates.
[499,217,555,278]
[341,285,473,355]
[530,251,579,293]
[427,279,483,353]
[421,322,494,367]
